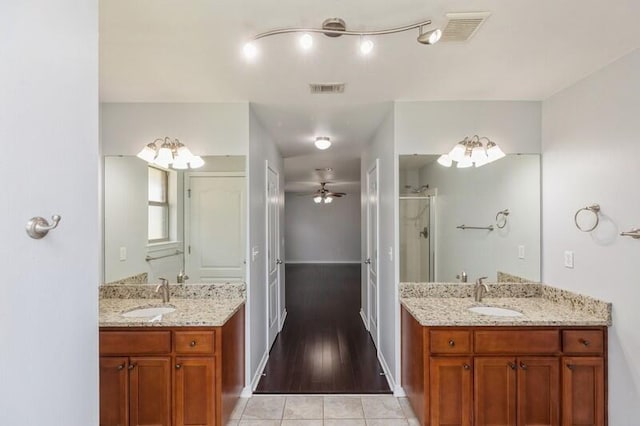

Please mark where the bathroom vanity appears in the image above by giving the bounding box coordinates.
[400,282,611,426]
[99,283,245,426]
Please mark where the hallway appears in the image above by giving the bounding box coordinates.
[255,264,390,394]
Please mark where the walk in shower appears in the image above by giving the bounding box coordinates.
[399,187,434,282]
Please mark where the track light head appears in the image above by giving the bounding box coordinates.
[417,28,442,45]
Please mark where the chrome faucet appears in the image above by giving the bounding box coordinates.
[177,270,189,284]
[456,271,468,283]
[155,278,170,303]
[474,277,489,302]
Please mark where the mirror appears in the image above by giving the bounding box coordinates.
[104,155,246,285]
[399,154,540,283]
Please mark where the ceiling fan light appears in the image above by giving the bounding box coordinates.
[315,136,331,150]
[437,154,452,167]
[313,196,322,204]
[324,196,333,204]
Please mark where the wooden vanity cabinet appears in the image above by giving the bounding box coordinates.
[401,306,607,426]
[99,305,244,426]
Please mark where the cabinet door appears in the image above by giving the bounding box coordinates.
[99,357,129,426]
[474,357,517,426]
[562,357,604,426]
[129,357,172,426]
[517,357,559,426]
[430,357,473,426]
[174,357,216,426]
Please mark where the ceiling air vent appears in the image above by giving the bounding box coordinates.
[309,83,345,94]
[441,12,491,42]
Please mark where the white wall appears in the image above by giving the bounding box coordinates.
[248,107,285,389]
[419,155,540,282]
[0,2,99,424]
[542,48,640,424]
[285,192,361,263]
[361,105,399,391]
[395,101,542,155]
[101,102,249,156]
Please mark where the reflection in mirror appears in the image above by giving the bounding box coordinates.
[399,154,540,283]
[104,155,246,285]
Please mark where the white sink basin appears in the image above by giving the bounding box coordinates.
[122,306,176,318]
[468,306,523,317]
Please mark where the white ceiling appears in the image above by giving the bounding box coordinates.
[100,0,640,191]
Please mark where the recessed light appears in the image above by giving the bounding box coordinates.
[314,137,331,150]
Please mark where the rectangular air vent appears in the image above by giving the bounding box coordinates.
[309,83,345,94]
[441,12,491,42]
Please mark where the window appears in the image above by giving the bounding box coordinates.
[148,166,169,242]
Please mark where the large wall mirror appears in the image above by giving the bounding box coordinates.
[104,155,246,285]
[399,154,540,283]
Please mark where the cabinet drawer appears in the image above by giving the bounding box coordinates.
[430,330,472,354]
[100,331,171,355]
[175,331,215,354]
[562,330,604,354]
[475,330,560,354]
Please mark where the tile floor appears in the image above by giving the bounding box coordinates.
[227,395,420,426]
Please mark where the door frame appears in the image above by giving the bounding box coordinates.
[366,159,380,352]
[265,161,281,352]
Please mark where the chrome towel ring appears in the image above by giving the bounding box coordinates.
[495,209,510,229]
[574,204,600,232]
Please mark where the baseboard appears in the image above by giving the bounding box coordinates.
[359,309,369,331]
[285,260,362,264]
[378,350,397,395]
[240,386,253,398]
[279,309,288,331]
[251,350,269,391]
[394,387,406,397]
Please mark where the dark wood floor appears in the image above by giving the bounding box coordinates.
[255,263,391,394]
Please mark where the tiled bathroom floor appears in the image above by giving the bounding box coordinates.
[227,395,420,425]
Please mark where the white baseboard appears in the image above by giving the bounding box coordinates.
[279,309,288,331]
[251,350,269,391]
[240,386,253,398]
[285,260,362,264]
[359,309,369,331]
[377,350,397,394]
[394,387,406,397]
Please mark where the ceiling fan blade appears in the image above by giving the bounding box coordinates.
[328,192,346,197]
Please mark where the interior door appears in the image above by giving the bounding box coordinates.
[366,160,380,349]
[186,175,246,282]
[266,164,281,349]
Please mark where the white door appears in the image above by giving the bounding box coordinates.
[266,164,281,349]
[186,174,246,282]
[366,160,380,349]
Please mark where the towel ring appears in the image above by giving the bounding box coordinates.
[495,209,510,229]
[574,204,600,232]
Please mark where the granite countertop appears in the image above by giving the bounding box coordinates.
[400,282,611,327]
[99,282,246,327]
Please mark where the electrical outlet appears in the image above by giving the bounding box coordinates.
[518,245,525,259]
[564,251,574,269]
[119,247,127,261]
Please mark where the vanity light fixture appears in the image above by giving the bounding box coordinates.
[437,135,505,168]
[314,136,332,150]
[136,137,205,170]
[243,17,441,60]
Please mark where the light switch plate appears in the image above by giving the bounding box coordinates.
[251,246,259,262]
[564,251,574,268]
[518,245,525,259]
[119,247,127,261]
[388,247,393,262]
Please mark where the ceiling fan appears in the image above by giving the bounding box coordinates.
[299,182,346,204]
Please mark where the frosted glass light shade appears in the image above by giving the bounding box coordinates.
[448,143,466,162]
[155,146,173,166]
[486,142,506,162]
[456,157,473,168]
[324,196,333,204]
[172,159,189,170]
[176,145,195,162]
[437,154,452,167]
[189,156,205,169]
[313,196,322,204]
[315,137,331,150]
[470,145,487,163]
[137,144,157,163]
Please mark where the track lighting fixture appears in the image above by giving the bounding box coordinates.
[243,17,440,60]
[437,136,505,168]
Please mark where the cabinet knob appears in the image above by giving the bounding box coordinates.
[580,339,590,347]
[463,363,471,370]
[508,362,517,370]
[117,364,125,371]
[448,339,455,347]
[176,364,182,369]
[519,362,528,370]
[190,340,197,347]
[127,364,135,370]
